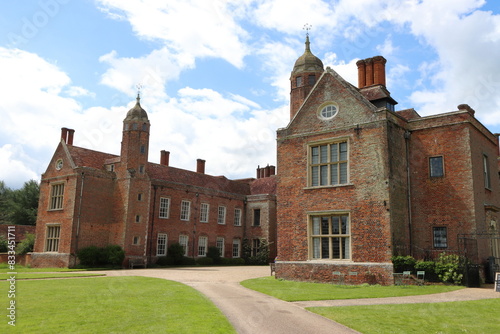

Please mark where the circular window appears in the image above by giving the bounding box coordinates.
[55,159,63,170]
[319,104,338,120]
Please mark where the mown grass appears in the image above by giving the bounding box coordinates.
[0,272,104,279]
[309,299,500,334]
[0,276,235,333]
[240,276,463,301]
[0,263,86,272]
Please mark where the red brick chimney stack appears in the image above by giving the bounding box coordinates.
[196,159,206,174]
[61,127,75,145]
[356,56,387,89]
[160,150,170,166]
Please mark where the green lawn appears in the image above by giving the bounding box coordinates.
[0,264,87,272]
[0,276,235,333]
[0,272,105,279]
[309,299,500,334]
[240,277,463,301]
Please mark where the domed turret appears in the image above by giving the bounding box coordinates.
[292,35,324,74]
[124,94,149,122]
[290,35,324,119]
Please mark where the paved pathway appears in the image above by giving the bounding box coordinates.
[101,266,499,334]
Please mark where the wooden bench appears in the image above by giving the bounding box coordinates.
[129,258,146,269]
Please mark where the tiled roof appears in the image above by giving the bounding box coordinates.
[67,146,118,169]
[148,163,251,196]
[250,175,277,195]
[396,108,421,120]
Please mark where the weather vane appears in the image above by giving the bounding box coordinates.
[303,23,312,36]
[136,83,143,99]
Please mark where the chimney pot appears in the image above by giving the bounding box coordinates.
[356,60,366,88]
[61,127,68,143]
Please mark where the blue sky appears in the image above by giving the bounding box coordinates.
[1,0,500,189]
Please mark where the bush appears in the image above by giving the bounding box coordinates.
[221,257,246,265]
[196,257,214,265]
[76,245,125,266]
[77,246,102,266]
[166,243,186,265]
[435,253,464,284]
[156,256,172,266]
[391,255,416,273]
[206,246,221,264]
[415,260,438,282]
[0,235,8,253]
[103,245,125,265]
[16,233,35,255]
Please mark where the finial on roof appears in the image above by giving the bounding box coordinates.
[136,83,142,103]
[303,23,312,36]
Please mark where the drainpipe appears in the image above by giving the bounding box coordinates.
[404,131,413,256]
[148,185,157,266]
[74,171,85,264]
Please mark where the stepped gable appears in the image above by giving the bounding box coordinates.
[147,162,251,195]
[250,175,276,195]
[67,145,118,169]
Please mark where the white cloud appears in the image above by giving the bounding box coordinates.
[97,0,250,68]
[0,144,40,189]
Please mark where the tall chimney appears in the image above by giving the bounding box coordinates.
[356,60,366,88]
[61,127,68,143]
[372,56,387,87]
[256,166,261,179]
[196,159,206,174]
[67,129,75,145]
[160,150,170,166]
[357,56,387,88]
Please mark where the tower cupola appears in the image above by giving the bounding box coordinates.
[290,35,324,119]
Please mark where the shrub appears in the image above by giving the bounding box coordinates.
[435,253,464,284]
[103,245,125,265]
[206,246,221,264]
[415,260,438,282]
[196,257,214,265]
[156,256,172,266]
[221,257,245,265]
[76,245,125,266]
[0,235,8,253]
[166,243,186,265]
[77,246,102,266]
[16,233,35,255]
[180,256,196,265]
[391,255,416,273]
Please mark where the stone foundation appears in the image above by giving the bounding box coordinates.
[275,261,394,285]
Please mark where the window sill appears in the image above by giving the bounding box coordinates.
[304,183,354,190]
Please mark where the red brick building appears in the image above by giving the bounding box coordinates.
[31,96,276,268]
[275,36,500,285]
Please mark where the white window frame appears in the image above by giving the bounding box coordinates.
[49,183,65,210]
[45,225,61,252]
[484,154,491,189]
[157,233,168,256]
[216,237,225,258]
[234,208,242,226]
[232,239,241,258]
[179,235,189,256]
[133,236,140,245]
[159,197,170,219]
[180,200,191,221]
[309,213,351,260]
[217,206,226,225]
[200,203,209,223]
[198,236,208,257]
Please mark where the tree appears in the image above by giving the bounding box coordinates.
[0,181,11,224]
[1,180,40,225]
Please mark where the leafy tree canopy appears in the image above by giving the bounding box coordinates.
[0,180,39,225]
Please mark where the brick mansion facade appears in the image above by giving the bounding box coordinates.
[33,36,500,285]
[32,98,276,268]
